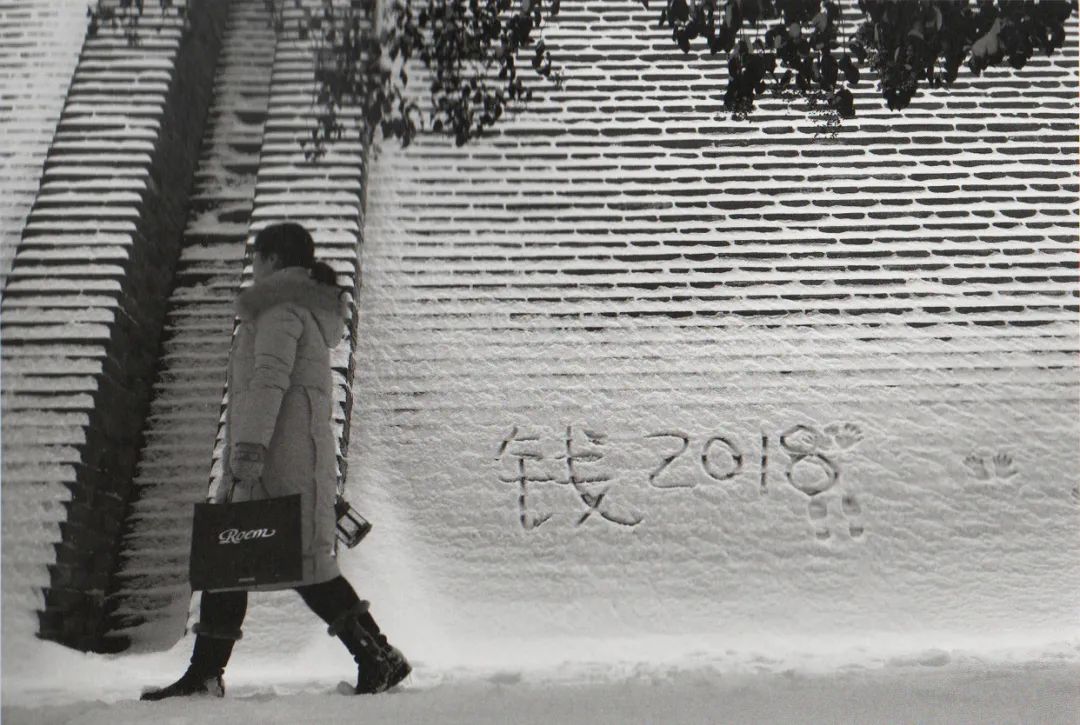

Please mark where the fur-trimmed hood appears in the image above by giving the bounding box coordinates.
[236,266,347,347]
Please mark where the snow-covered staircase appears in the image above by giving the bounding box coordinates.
[104,0,277,648]
[235,0,368,496]
[1,0,228,651]
[0,1,88,647]
[107,0,368,650]
[0,0,87,285]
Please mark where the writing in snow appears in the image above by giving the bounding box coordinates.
[495,421,866,540]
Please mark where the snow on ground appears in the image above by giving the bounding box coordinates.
[2,628,1079,724]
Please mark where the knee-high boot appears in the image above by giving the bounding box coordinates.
[327,601,411,694]
[140,625,241,701]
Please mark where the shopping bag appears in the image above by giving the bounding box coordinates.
[189,494,303,591]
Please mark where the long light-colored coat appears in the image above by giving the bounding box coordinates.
[219,266,348,588]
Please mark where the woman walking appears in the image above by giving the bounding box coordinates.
[142,222,409,700]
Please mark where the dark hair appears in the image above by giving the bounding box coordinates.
[253,221,338,286]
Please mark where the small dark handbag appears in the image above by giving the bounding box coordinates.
[189,494,303,591]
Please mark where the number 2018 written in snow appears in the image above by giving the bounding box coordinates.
[646,425,848,497]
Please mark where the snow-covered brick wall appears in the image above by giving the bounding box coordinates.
[338,3,1079,665]
[1,0,229,652]
[0,0,87,286]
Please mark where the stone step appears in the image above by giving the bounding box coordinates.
[162,299,235,314]
[22,218,139,234]
[62,99,165,115]
[138,393,230,416]
[3,445,83,465]
[48,134,157,152]
[0,421,87,445]
[139,412,224,433]
[14,246,130,264]
[1,356,103,376]
[158,339,232,358]
[0,463,77,485]
[41,152,153,168]
[38,177,148,194]
[158,322,236,339]
[135,444,218,468]
[5,262,126,278]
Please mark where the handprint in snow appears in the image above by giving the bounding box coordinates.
[823,421,863,453]
[991,452,1018,480]
[963,453,993,481]
[963,449,1018,482]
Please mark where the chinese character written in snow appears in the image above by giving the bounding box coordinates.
[496,424,644,530]
[496,425,553,530]
[557,425,643,528]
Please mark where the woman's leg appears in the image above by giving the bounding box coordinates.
[141,590,247,701]
[197,589,248,636]
[295,576,410,694]
[295,576,379,635]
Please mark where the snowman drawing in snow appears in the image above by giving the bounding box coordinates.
[780,422,864,541]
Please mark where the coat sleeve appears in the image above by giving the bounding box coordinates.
[231,304,304,450]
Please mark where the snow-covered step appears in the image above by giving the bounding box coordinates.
[133,396,226,422]
[157,337,232,358]
[106,586,189,630]
[157,317,237,335]
[106,0,277,648]
[135,414,224,435]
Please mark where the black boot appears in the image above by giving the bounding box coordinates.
[140,627,239,701]
[328,601,411,694]
[348,602,411,692]
[367,636,411,694]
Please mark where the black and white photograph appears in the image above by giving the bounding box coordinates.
[1,0,1077,722]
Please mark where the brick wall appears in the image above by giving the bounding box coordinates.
[340,3,1079,647]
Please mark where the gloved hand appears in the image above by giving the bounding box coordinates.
[230,442,266,484]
